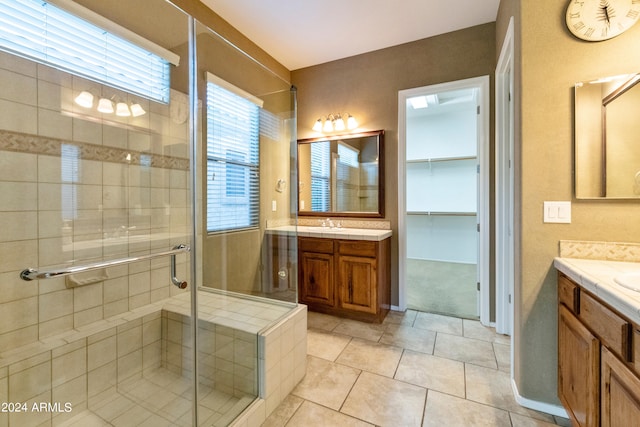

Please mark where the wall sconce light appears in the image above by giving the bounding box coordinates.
[74,90,147,118]
[312,113,358,133]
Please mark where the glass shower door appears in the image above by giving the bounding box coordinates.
[0,1,196,425]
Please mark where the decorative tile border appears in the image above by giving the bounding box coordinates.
[559,240,640,263]
[0,129,189,171]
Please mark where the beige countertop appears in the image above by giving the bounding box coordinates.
[554,257,640,324]
[266,225,392,241]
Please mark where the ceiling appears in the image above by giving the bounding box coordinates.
[200,0,501,71]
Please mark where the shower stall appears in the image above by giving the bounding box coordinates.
[0,1,302,426]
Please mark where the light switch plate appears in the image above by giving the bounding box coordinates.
[543,201,571,223]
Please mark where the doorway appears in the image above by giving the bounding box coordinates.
[398,76,490,324]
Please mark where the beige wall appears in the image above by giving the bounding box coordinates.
[499,0,640,406]
[292,23,496,305]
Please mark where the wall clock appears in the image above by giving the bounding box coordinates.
[566,0,640,41]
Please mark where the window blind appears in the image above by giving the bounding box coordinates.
[310,141,330,212]
[0,0,172,103]
[206,74,261,233]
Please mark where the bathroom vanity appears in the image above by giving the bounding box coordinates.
[555,258,640,427]
[267,226,392,322]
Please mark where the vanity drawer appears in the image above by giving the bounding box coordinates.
[558,273,579,313]
[337,240,377,258]
[580,291,631,361]
[298,237,334,254]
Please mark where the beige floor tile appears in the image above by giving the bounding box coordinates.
[332,319,387,342]
[341,371,426,427]
[395,350,465,397]
[383,309,417,326]
[423,390,512,427]
[434,333,497,369]
[379,323,436,354]
[60,410,111,427]
[288,400,373,427]
[494,342,511,372]
[463,319,500,342]
[306,311,341,331]
[335,338,403,377]
[262,394,304,427]
[307,329,351,361]
[414,312,463,335]
[465,364,555,422]
[292,355,360,410]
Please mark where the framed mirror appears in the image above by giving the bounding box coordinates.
[298,130,384,217]
[575,73,640,199]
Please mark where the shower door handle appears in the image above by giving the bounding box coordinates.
[170,244,188,289]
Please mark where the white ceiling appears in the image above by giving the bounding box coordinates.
[200,0,501,71]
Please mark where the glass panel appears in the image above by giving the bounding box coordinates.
[194,20,298,425]
[0,1,300,425]
[0,1,194,425]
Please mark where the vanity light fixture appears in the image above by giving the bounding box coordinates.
[97,97,114,114]
[74,91,94,108]
[312,113,358,133]
[74,90,147,118]
[130,103,146,117]
[115,101,131,117]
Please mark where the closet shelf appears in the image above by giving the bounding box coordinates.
[407,155,476,163]
[407,211,477,216]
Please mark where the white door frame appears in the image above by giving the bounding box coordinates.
[495,17,515,336]
[397,75,491,326]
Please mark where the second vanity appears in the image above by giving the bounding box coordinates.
[268,225,392,323]
[554,254,640,427]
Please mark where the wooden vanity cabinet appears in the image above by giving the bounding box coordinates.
[298,238,335,307]
[557,272,640,427]
[298,236,390,323]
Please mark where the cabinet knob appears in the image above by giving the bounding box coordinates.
[278,269,287,279]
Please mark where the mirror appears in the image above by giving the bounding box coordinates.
[298,130,384,217]
[575,73,640,199]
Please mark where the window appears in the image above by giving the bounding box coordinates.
[0,0,178,103]
[310,141,330,212]
[206,73,262,233]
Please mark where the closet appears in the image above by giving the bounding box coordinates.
[405,88,479,318]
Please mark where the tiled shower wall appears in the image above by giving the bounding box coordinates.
[0,49,191,352]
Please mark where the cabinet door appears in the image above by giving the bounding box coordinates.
[299,251,334,307]
[558,305,600,427]
[337,255,377,314]
[601,346,640,427]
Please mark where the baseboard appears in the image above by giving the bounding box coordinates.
[510,378,568,418]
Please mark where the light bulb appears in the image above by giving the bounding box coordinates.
[130,103,146,117]
[97,98,114,114]
[347,114,358,130]
[334,115,345,131]
[323,117,333,132]
[312,118,323,132]
[115,102,131,117]
[74,91,94,108]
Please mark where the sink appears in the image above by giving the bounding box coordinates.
[614,272,640,292]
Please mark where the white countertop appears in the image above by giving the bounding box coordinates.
[554,257,640,324]
[266,225,392,241]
